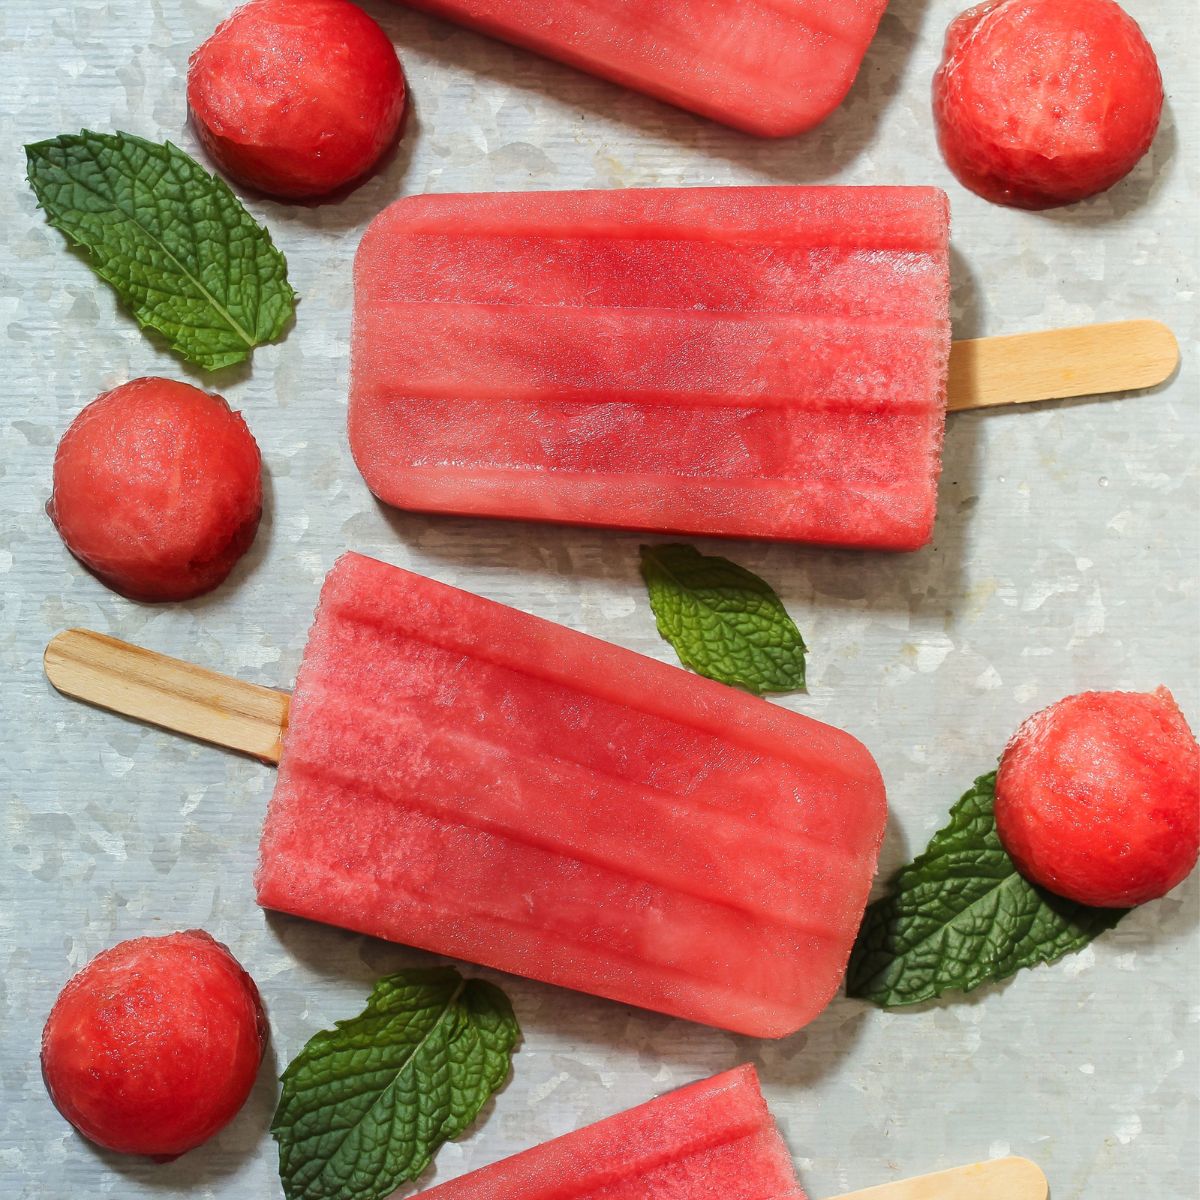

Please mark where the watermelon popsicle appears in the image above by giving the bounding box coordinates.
[393,0,888,136]
[256,552,887,1038]
[410,1065,806,1198]
[349,185,952,550]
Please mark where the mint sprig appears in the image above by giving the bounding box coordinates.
[847,772,1128,1008]
[25,130,296,370]
[639,544,807,694]
[272,967,519,1200]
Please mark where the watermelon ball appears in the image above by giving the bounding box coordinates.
[187,0,407,200]
[48,377,263,603]
[995,689,1200,908]
[933,0,1164,209]
[41,931,267,1159]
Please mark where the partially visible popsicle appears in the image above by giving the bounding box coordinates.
[411,1065,807,1199]
[256,552,887,1037]
[392,0,888,136]
[350,186,953,551]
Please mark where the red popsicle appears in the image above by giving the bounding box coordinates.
[393,0,887,136]
[350,186,952,550]
[256,552,887,1037]
[411,1065,807,1199]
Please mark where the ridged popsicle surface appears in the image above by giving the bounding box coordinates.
[392,0,888,135]
[349,186,951,549]
[256,553,887,1037]
[410,1065,807,1199]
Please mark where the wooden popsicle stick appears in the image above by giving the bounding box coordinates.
[833,1157,1047,1200]
[44,629,289,764]
[948,319,1179,411]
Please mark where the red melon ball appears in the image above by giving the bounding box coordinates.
[933,0,1163,209]
[995,688,1200,908]
[187,0,407,200]
[41,931,268,1159]
[48,377,263,603]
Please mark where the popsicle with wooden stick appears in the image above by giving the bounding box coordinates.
[349,186,1178,549]
[45,551,888,1039]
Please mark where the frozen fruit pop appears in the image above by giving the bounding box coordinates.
[350,186,952,551]
[256,552,887,1037]
[410,1065,807,1199]
[392,0,887,136]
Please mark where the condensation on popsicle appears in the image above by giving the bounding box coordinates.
[255,552,888,1038]
[349,186,952,550]
[410,1065,807,1199]
[393,0,888,136]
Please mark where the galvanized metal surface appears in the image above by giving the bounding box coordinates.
[1,1,1197,1196]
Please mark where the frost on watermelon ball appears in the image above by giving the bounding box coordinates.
[995,689,1200,908]
[187,0,407,200]
[41,931,267,1159]
[932,0,1164,209]
[48,377,263,602]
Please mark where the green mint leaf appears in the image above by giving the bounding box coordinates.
[25,130,296,370]
[846,772,1128,1008]
[639,543,806,694]
[272,966,519,1200]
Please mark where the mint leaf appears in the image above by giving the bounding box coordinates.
[272,967,519,1200]
[846,772,1128,1007]
[639,544,806,694]
[25,130,295,370]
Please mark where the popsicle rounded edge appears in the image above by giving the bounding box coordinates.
[660,44,888,139]
[718,9,893,140]
[1005,1156,1050,1199]
[1141,318,1182,386]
